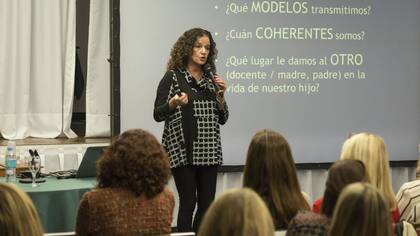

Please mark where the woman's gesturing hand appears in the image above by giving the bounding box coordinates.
[169,92,189,109]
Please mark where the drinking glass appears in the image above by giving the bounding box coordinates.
[21,150,30,166]
[29,156,41,187]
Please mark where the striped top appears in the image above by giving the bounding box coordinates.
[396,179,420,223]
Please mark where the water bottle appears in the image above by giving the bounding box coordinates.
[5,141,17,183]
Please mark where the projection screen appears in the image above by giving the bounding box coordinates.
[120,0,420,164]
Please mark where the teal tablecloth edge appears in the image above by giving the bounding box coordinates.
[1,177,97,233]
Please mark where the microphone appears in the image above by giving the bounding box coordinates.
[203,64,220,92]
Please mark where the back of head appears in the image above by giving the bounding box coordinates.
[97,129,171,198]
[0,183,43,236]
[243,129,309,228]
[329,183,393,236]
[322,159,369,217]
[340,132,396,209]
[198,188,274,236]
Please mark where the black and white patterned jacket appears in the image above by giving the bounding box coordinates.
[154,68,229,168]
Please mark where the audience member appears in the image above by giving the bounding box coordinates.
[75,129,174,236]
[417,154,420,179]
[312,159,369,217]
[329,182,393,236]
[395,155,420,231]
[396,178,420,224]
[286,211,329,236]
[0,182,44,236]
[287,159,369,236]
[340,132,400,222]
[243,129,310,230]
[198,188,275,236]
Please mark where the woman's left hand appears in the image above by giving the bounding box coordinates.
[213,75,226,95]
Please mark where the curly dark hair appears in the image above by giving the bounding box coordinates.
[96,129,171,198]
[167,28,218,73]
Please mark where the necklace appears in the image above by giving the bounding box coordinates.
[189,71,203,81]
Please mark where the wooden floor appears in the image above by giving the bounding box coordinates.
[0,137,110,146]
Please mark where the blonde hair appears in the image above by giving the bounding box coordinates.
[417,155,420,179]
[340,132,397,209]
[198,188,275,236]
[329,183,393,236]
[0,183,44,236]
[243,129,310,229]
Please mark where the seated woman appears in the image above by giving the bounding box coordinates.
[340,132,400,223]
[198,188,275,236]
[329,182,393,236]
[396,178,420,225]
[76,129,174,236]
[243,129,310,230]
[397,156,420,226]
[0,183,44,236]
[312,159,370,217]
[287,160,369,236]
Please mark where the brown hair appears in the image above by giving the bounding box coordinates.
[243,129,310,229]
[329,183,393,236]
[0,183,44,236]
[97,129,171,198]
[198,188,275,236]
[321,159,369,217]
[167,28,217,73]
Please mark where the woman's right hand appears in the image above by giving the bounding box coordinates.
[169,92,188,109]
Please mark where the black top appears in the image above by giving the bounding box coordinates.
[154,68,229,168]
